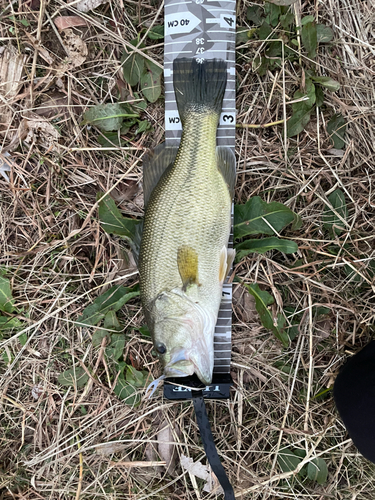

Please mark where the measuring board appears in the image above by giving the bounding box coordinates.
[164,0,236,382]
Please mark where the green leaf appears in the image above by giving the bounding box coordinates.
[294,448,307,458]
[141,68,161,103]
[315,85,325,107]
[317,24,334,43]
[286,324,299,341]
[122,40,145,86]
[58,366,89,387]
[327,114,346,149]
[277,447,303,473]
[126,365,147,387]
[266,41,282,58]
[287,105,312,137]
[0,276,15,313]
[92,328,110,347]
[98,193,141,242]
[323,189,348,236]
[113,378,140,406]
[316,306,331,316]
[253,55,269,76]
[235,237,298,260]
[236,27,250,45]
[301,21,317,58]
[97,131,126,148]
[139,325,150,337]
[104,310,121,330]
[120,118,138,134]
[105,333,126,361]
[0,315,22,331]
[344,263,362,283]
[243,283,289,346]
[258,22,273,41]
[132,93,148,111]
[279,11,294,29]
[264,2,281,26]
[284,306,302,341]
[292,79,316,110]
[94,311,122,349]
[265,0,297,4]
[307,457,328,484]
[287,79,316,136]
[2,350,13,365]
[311,76,340,92]
[247,5,263,25]
[301,15,315,26]
[83,103,138,132]
[76,285,139,327]
[135,120,152,135]
[147,25,164,40]
[274,360,292,374]
[145,59,163,77]
[19,332,28,346]
[234,197,299,239]
[113,366,150,405]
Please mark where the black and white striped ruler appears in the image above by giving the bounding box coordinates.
[164,0,236,379]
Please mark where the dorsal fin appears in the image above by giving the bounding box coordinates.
[143,143,179,206]
[216,146,236,198]
[177,245,199,290]
[131,219,143,264]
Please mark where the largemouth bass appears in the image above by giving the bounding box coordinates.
[139,58,236,385]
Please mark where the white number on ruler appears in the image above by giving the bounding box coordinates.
[196,37,204,45]
[165,12,200,35]
[196,47,205,54]
[220,112,235,125]
[196,57,205,64]
[195,0,204,3]
[220,14,235,29]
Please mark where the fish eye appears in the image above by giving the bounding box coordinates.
[155,343,166,355]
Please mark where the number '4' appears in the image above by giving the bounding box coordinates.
[224,16,234,26]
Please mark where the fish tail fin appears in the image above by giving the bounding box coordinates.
[173,58,227,123]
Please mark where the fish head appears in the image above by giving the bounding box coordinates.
[150,288,215,385]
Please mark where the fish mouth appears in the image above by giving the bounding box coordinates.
[164,347,212,385]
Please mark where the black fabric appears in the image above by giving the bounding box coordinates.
[192,391,235,499]
[334,340,375,463]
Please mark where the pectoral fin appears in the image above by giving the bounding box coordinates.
[226,248,236,278]
[177,246,199,290]
[143,143,179,206]
[216,146,236,198]
[219,246,227,283]
[219,246,236,283]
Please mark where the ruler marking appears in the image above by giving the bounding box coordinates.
[166,50,193,55]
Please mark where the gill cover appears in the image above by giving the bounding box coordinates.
[151,288,215,385]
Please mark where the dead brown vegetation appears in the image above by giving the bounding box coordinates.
[0,0,375,498]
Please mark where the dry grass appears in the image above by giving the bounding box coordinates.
[0,0,375,498]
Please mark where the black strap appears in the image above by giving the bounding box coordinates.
[192,391,235,500]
